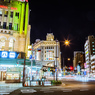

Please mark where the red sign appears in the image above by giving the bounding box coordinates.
[0,5,17,10]
[0,5,8,9]
[11,7,17,10]
[25,0,28,2]
[18,0,28,2]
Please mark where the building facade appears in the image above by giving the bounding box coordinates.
[0,0,31,82]
[32,33,61,70]
[73,51,85,71]
[84,35,95,76]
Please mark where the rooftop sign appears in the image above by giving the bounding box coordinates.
[18,0,28,2]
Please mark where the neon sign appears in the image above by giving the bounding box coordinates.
[0,5,17,10]
[0,5,8,9]
[11,7,17,10]
[18,0,28,2]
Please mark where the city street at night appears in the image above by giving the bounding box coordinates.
[0,77,95,95]
[1,0,95,95]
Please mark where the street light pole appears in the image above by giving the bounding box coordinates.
[23,54,26,86]
[55,39,58,81]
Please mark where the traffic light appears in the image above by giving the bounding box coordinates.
[70,66,73,70]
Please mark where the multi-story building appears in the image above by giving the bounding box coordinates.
[0,0,31,82]
[84,35,95,76]
[90,55,95,77]
[32,33,61,70]
[73,51,85,70]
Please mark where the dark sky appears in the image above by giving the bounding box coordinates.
[29,0,95,66]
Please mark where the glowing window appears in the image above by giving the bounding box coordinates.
[92,45,94,47]
[0,10,2,16]
[0,38,6,51]
[9,39,15,51]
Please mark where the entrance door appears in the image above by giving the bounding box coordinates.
[3,72,6,81]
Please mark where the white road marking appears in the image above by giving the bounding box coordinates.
[21,89,37,93]
[0,92,10,94]
[80,89,88,91]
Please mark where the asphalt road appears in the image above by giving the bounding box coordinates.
[9,80,95,95]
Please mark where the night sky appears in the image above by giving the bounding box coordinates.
[29,0,95,67]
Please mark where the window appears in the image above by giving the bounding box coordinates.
[4,11,8,17]
[93,48,95,50]
[10,11,13,18]
[15,12,19,19]
[9,39,15,51]
[92,42,94,44]
[9,23,12,30]
[92,45,94,47]
[14,24,18,31]
[3,22,6,29]
[0,38,6,51]
[0,10,2,16]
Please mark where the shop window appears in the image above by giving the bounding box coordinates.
[9,38,15,51]
[3,22,6,29]
[10,11,13,18]
[15,12,19,19]
[0,38,6,51]
[4,11,8,17]
[9,23,12,30]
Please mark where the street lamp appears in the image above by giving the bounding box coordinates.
[64,39,70,46]
[54,39,71,81]
[54,39,59,81]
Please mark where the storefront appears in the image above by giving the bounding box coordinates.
[0,51,31,83]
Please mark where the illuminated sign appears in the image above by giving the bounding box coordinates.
[18,0,28,2]
[11,7,17,10]
[0,5,8,9]
[9,52,16,58]
[0,5,17,10]
[0,51,18,59]
[1,52,8,58]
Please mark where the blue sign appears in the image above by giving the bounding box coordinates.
[0,51,18,59]
[84,71,86,75]
[29,55,32,59]
[1,51,8,58]
[9,52,16,58]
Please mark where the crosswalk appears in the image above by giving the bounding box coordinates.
[0,87,19,94]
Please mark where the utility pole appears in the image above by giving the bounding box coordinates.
[22,0,27,87]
